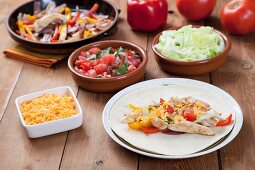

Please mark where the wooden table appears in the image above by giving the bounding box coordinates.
[0,0,254,169]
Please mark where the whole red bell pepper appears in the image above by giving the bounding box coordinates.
[127,0,168,32]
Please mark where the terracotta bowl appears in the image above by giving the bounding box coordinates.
[152,26,232,76]
[7,0,119,54]
[68,40,148,93]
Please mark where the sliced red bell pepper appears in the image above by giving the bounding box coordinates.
[22,20,34,25]
[68,11,81,26]
[160,98,165,105]
[127,0,168,32]
[90,3,99,13]
[50,25,60,42]
[216,114,232,126]
[88,3,99,18]
[141,126,161,134]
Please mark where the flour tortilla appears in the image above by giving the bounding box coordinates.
[110,85,235,155]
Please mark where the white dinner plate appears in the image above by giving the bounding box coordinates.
[102,78,243,159]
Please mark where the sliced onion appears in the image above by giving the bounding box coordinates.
[68,26,79,34]
[40,34,51,43]
[45,1,56,14]
[51,3,67,14]
[86,23,97,31]
[96,19,112,30]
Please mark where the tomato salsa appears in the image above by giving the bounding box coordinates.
[74,47,142,78]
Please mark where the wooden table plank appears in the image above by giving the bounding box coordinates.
[207,0,255,170]
[60,1,147,169]
[138,1,218,169]
[0,0,25,120]
[0,63,77,170]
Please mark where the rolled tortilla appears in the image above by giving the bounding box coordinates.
[109,85,236,155]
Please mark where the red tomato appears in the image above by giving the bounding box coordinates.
[127,64,136,72]
[80,51,87,58]
[87,69,97,78]
[75,60,84,67]
[126,50,134,57]
[89,47,101,54]
[80,62,90,71]
[127,55,134,61]
[100,54,116,66]
[183,110,196,121]
[89,60,100,67]
[140,126,161,134]
[132,59,141,67]
[221,0,255,35]
[166,105,174,115]
[176,0,216,21]
[94,63,107,74]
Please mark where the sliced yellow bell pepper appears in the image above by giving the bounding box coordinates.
[17,20,26,36]
[65,7,72,21]
[128,104,141,110]
[24,14,36,21]
[86,17,99,24]
[128,119,152,130]
[59,23,67,41]
[59,7,65,14]
[78,18,83,25]
[83,30,92,38]
[24,25,37,41]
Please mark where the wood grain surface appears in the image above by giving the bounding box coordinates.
[0,0,253,170]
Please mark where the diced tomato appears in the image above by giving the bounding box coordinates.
[160,98,165,105]
[74,47,142,78]
[128,64,136,72]
[80,62,90,71]
[119,54,125,60]
[166,105,174,115]
[140,126,161,134]
[100,54,116,66]
[216,114,232,126]
[75,60,84,67]
[127,55,134,61]
[94,63,107,74]
[111,48,116,53]
[89,47,101,54]
[87,69,97,78]
[132,59,141,67]
[126,50,133,56]
[80,51,87,58]
[78,55,87,61]
[183,110,196,122]
[88,60,100,67]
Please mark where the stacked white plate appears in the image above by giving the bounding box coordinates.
[102,78,243,159]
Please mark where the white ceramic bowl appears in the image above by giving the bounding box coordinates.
[15,86,83,138]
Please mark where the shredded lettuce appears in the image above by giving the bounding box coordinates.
[154,25,225,61]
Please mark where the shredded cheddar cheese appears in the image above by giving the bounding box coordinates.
[20,94,77,125]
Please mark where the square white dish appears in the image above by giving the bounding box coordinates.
[15,86,83,138]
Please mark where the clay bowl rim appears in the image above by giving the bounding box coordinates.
[68,40,148,82]
[152,25,232,66]
[6,0,119,45]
